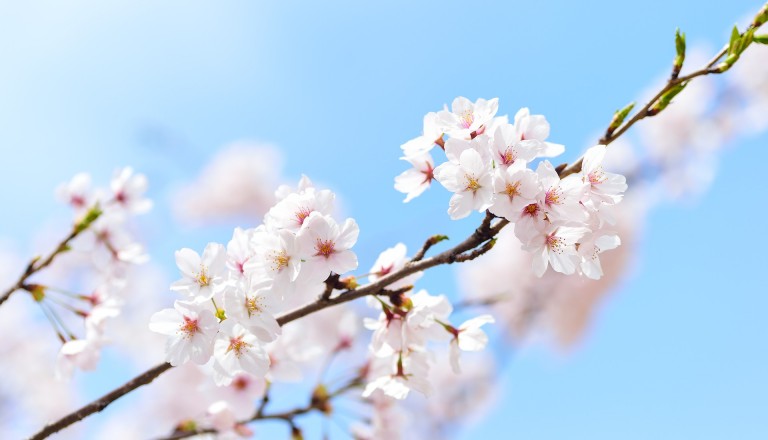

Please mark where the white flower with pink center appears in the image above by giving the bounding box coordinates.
[149,300,219,366]
[577,230,621,280]
[226,227,256,280]
[523,226,587,277]
[170,243,228,302]
[295,212,359,280]
[489,161,540,221]
[363,350,432,400]
[56,172,94,214]
[394,150,436,203]
[437,96,499,139]
[536,161,588,224]
[581,144,628,204]
[212,320,270,386]
[244,227,301,297]
[109,167,152,215]
[264,187,335,233]
[222,278,281,342]
[433,138,495,220]
[491,124,541,168]
[447,315,494,374]
[55,328,104,379]
[368,243,422,290]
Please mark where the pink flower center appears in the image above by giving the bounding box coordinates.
[504,181,521,199]
[315,239,336,258]
[421,162,435,184]
[545,187,562,206]
[232,376,250,391]
[295,207,313,225]
[500,148,516,166]
[459,110,475,129]
[378,263,394,276]
[522,203,540,218]
[269,250,290,272]
[245,294,266,317]
[179,316,199,338]
[227,336,250,357]
[589,168,606,185]
[70,195,86,208]
[465,174,481,192]
[546,233,565,254]
[196,266,211,287]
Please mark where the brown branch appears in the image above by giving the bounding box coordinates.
[27,212,508,440]
[28,362,172,440]
[0,207,102,308]
[411,234,449,262]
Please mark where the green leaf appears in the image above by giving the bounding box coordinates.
[610,102,635,131]
[728,25,741,55]
[652,82,687,113]
[675,28,686,57]
[755,34,768,44]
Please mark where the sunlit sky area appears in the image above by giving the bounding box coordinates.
[1,1,767,439]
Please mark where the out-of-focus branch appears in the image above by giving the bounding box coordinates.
[157,377,364,440]
[558,5,767,178]
[28,362,172,440]
[27,212,507,440]
[0,206,102,308]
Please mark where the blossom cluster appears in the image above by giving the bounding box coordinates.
[150,176,361,387]
[362,281,494,400]
[396,97,628,279]
[52,167,152,376]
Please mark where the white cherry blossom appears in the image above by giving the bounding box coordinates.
[295,212,359,279]
[149,301,219,366]
[170,243,228,302]
[437,96,499,139]
[433,139,495,220]
[448,315,494,374]
[109,167,152,215]
[212,320,270,386]
[394,150,435,203]
[523,226,587,277]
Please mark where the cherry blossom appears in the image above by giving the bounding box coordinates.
[170,243,228,302]
[394,150,436,203]
[295,212,359,279]
[447,315,494,374]
[436,96,499,139]
[149,301,219,366]
[212,320,270,386]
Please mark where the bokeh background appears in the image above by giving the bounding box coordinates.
[1,1,767,439]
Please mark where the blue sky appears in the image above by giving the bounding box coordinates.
[1,1,766,438]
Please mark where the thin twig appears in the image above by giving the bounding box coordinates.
[558,22,760,179]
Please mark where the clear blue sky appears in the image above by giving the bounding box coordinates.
[1,1,766,439]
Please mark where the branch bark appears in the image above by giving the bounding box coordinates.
[27,213,506,440]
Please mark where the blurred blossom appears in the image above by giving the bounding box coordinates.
[729,43,768,133]
[173,142,284,224]
[456,197,643,348]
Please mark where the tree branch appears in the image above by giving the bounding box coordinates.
[28,362,172,440]
[27,213,508,440]
[558,14,765,179]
